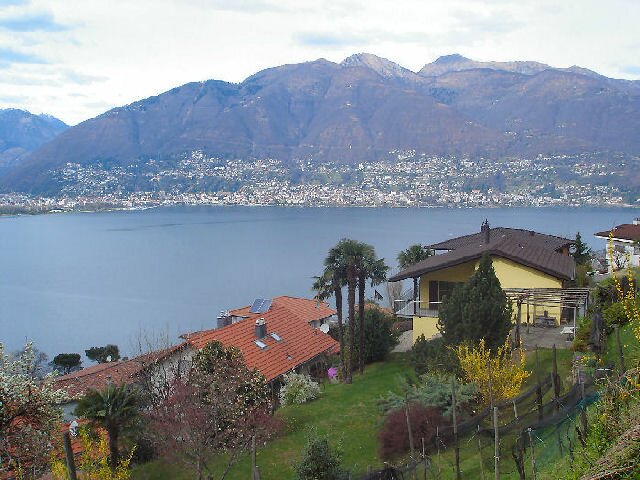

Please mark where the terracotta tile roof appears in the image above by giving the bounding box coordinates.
[428,227,572,252]
[389,236,575,282]
[184,296,338,382]
[54,343,187,400]
[594,223,640,242]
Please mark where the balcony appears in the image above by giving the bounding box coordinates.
[394,300,440,319]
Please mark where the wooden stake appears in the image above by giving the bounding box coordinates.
[62,432,77,480]
[452,376,461,480]
[251,435,257,480]
[535,345,543,421]
[493,407,500,480]
[436,426,442,479]
[405,392,415,459]
[528,428,537,480]
[552,344,559,411]
[615,324,626,376]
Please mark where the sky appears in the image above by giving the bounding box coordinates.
[1,0,639,126]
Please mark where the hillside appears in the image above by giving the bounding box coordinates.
[0,109,67,176]
[3,53,640,194]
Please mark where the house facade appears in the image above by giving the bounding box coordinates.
[594,218,640,271]
[390,222,576,343]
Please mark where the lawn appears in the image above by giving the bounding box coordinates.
[604,322,640,370]
[133,353,414,480]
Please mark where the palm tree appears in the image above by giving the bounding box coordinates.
[75,382,140,470]
[397,244,433,313]
[312,268,346,379]
[357,248,388,374]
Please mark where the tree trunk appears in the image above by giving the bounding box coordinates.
[358,273,366,374]
[333,278,346,382]
[107,424,119,471]
[346,266,356,384]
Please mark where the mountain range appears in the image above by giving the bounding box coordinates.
[0,109,67,177]
[3,53,640,193]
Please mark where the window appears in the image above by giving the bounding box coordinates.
[255,340,267,350]
[269,332,282,342]
[428,280,463,309]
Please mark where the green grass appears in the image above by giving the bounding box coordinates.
[133,353,413,480]
[605,322,640,370]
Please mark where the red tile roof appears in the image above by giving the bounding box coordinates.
[184,296,338,382]
[54,344,187,400]
[595,223,640,242]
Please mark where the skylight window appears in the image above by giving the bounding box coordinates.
[255,340,267,350]
[269,332,282,342]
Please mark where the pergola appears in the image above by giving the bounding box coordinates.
[503,287,591,344]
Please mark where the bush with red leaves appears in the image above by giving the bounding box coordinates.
[378,403,446,460]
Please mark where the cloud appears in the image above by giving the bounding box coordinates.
[0,11,68,32]
[0,46,46,64]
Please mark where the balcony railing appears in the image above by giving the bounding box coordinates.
[394,300,440,318]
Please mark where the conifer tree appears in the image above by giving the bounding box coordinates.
[437,253,513,350]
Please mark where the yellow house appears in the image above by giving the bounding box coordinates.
[389,221,576,343]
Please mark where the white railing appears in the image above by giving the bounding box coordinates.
[394,300,440,318]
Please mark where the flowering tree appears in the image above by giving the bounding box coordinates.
[454,338,530,406]
[608,232,640,342]
[51,428,135,480]
[147,341,277,480]
[0,342,67,478]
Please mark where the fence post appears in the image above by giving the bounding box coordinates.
[493,406,500,480]
[487,360,495,412]
[527,428,537,480]
[552,344,560,411]
[452,377,461,480]
[535,345,543,421]
[436,426,442,479]
[405,393,415,460]
[62,432,78,480]
[515,299,522,346]
[615,324,626,376]
[422,437,427,480]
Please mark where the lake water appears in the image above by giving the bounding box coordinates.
[0,206,636,358]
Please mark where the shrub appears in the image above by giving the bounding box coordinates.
[392,320,413,333]
[295,428,343,480]
[279,372,321,406]
[411,335,461,376]
[378,403,446,460]
[351,308,399,365]
[572,316,592,351]
[379,373,477,418]
[603,301,632,330]
[454,338,530,406]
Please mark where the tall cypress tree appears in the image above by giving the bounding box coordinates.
[437,253,513,350]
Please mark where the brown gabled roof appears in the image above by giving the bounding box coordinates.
[428,227,573,252]
[54,343,187,400]
[389,236,575,282]
[183,296,338,382]
[595,223,640,242]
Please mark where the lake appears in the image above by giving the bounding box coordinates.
[0,206,636,358]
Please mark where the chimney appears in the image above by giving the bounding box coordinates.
[255,318,266,339]
[217,310,231,328]
[481,219,491,244]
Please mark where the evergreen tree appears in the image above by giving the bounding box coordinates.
[85,344,120,363]
[52,353,82,374]
[437,253,513,350]
[573,232,592,267]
